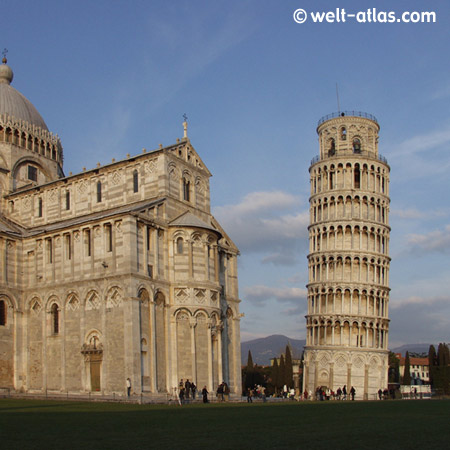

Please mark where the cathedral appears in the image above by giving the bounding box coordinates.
[0,56,242,397]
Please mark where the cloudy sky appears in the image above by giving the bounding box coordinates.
[4,0,450,347]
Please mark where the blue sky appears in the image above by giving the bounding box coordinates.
[4,0,450,347]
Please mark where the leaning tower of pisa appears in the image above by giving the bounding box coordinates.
[302,111,390,400]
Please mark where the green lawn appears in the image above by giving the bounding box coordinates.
[0,398,448,449]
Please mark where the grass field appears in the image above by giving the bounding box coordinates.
[1,398,449,450]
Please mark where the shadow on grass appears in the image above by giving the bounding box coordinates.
[1,399,449,450]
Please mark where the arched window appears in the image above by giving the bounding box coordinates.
[177,237,184,254]
[328,138,336,157]
[133,169,139,193]
[183,177,190,202]
[354,165,361,189]
[97,181,102,202]
[0,300,6,326]
[353,138,361,153]
[51,303,59,334]
[340,127,347,140]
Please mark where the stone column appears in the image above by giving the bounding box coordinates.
[364,364,369,400]
[188,239,193,279]
[207,321,213,391]
[190,318,197,385]
[149,300,157,393]
[217,323,223,383]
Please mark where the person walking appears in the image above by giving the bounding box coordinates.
[247,387,253,403]
[126,378,131,397]
[179,386,185,405]
[350,386,356,401]
[202,386,209,403]
[185,379,191,399]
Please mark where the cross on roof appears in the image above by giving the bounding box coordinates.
[183,113,188,122]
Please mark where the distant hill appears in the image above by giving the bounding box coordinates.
[390,343,434,356]
[241,334,306,366]
[241,337,437,366]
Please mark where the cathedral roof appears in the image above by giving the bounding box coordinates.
[169,211,221,235]
[0,57,48,130]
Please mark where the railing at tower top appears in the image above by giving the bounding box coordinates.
[317,111,378,127]
[310,151,388,166]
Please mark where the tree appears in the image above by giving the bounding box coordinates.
[279,355,286,389]
[246,350,254,371]
[435,343,450,395]
[284,345,294,388]
[388,352,400,383]
[428,345,437,386]
[271,358,280,394]
[402,351,411,385]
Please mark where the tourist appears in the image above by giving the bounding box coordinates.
[378,389,383,400]
[337,387,342,400]
[217,382,224,401]
[191,382,197,400]
[224,382,230,401]
[202,386,209,403]
[350,386,356,401]
[247,387,253,403]
[126,377,131,397]
[342,385,347,400]
[179,386,185,405]
[185,379,191,399]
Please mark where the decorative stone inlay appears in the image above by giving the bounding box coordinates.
[177,312,189,321]
[106,289,123,308]
[336,355,347,367]
[86,292,100,310]
[210,291,218,303]
[370,357,380,368]
[23,197,31,211]
[194,289,206,304]
[175,288,188,304]
[67,295,80,311]
[112,171,122,185]
[77,180,88,195]
[319,354,330,368]
[31,299,42,314]
[145,159,157,173]
[353,356,364,369]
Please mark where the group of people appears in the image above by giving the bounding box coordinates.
[177,380,230,405]
[178,379,197,403]
[246,384,267,402]
[307,385,356,401]
[216,381,231,401]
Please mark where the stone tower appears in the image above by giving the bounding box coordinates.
[302,111,390,400]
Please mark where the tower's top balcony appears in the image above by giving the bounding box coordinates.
[314,111,386,166]
[317,111,378,128]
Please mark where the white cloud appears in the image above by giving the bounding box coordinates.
[243,285,307,305]
[214,191,300,217]
[406,224,450,253]
[391,208,427,220]
[393,125,450,157]
[213,191,309,264]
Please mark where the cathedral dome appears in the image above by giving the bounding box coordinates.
[0,58,48,131]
